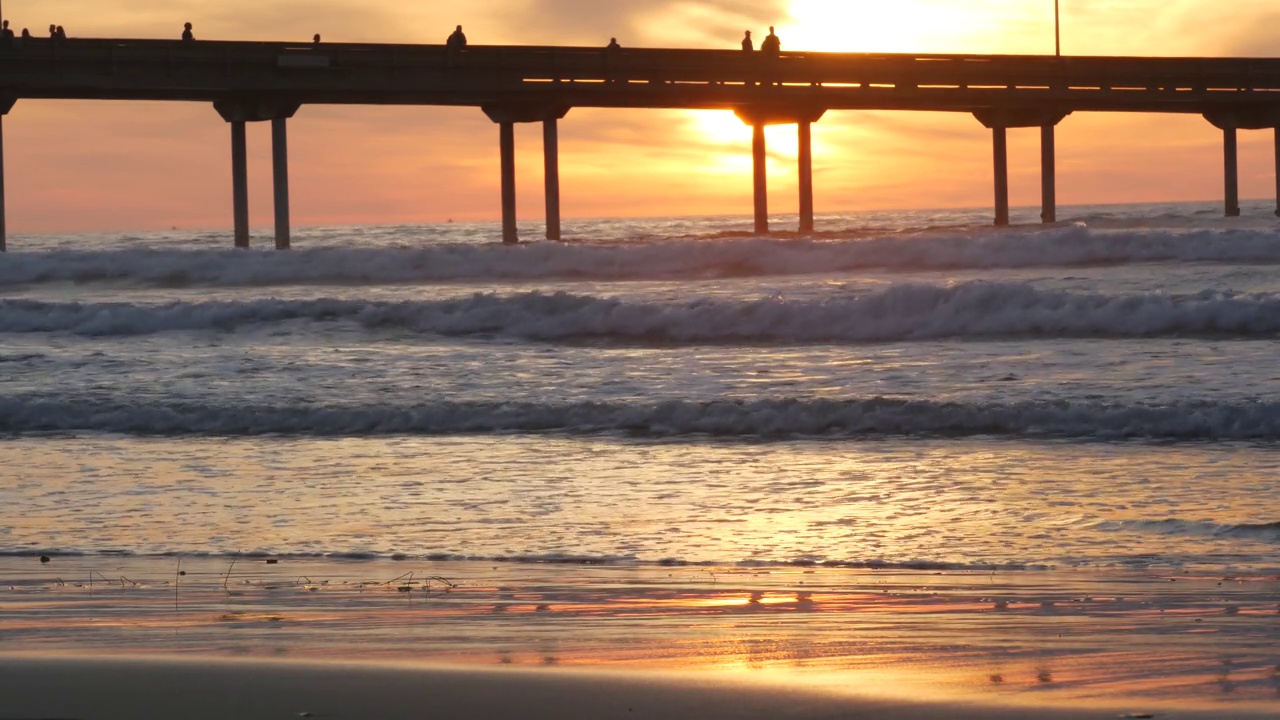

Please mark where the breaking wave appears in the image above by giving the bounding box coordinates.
[1094,518,1280,543]
[4,396,1280,439]
[6,282,1280,341]
[6,226,1280,288]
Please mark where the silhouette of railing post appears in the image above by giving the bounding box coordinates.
[751,123,768,234]
[1223,127,1240,218]
[798,121,814,233]
[1040,124,1057,223]
[230,121,249,248]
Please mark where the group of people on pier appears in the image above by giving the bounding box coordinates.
[742,26,781,55]
[1,18,781,57]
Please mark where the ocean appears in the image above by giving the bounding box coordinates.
[3,200,1279,706]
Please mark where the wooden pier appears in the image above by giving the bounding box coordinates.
[4,37,1280,248]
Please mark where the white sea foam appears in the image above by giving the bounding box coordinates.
[5,226,1280,287]
[5,282,1280,341]
[4,396,1280,439]
[1092,518,1280,542]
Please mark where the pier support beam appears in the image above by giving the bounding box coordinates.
[271,117,291,249]
[1040,124,1057,224]
[992,126,1009,227]
[482,103,571,245]
[973,109,1071,228]
[499,121,517,244]
[543,118,561,241]
[735,106,826,234]
[0,96,15,253]
[752,123,768,234]
[798,121,814,234]
[213,98,300,249]
[0,114,6,254]
[1223,127,1240,218]
[231,121,249,248]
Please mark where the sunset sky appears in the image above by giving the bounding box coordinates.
[4,0,1280,233]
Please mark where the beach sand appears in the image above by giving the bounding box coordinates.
[2,654,1275,720]
[3,556,1279,717]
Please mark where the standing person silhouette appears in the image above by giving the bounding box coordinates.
[761,26,780,56]
[181,22,194,41]
[741,30,753,51]
[446,25,467,50]
[55,25,66,40]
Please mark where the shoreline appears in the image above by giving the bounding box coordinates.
[3,654,1277,720]
[4,557,1279,711]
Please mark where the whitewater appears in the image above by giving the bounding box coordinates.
[3,201,1280,573]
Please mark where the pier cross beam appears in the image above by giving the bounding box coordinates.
[482,104,571,244]
[1204,106,1280,217]
[0,95,15,253]
[973,110,1070,226]
[213,99,301,249]
[734,106,827,235]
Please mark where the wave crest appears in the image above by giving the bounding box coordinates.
[6,283,1280,342]
[4,396,1280,440]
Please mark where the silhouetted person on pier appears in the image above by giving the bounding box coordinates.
[761,26,780,57]
[741,30,753,51]
[607,37,620,50]
[49,24,57,40]
[1,20,14,42]
[182,22,194,41]
[313,33,321,45]
[21,28,31,40]
[55,25,67,40]
[447,25,467,50]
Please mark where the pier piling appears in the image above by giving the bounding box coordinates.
[271,117,291,249]
[0,115,6,253]
[798,121,814,233]
[231,121,249,248]
[1040,124,1057,224]
[1223,127,1240,217]
[500,121,518,244]
[752,123,768,234]
[543,118,561,241]
[993,126,1009,226]
[0,97,13,253]
[1275,128,1280,218]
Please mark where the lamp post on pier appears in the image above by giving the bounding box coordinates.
[1055,0,1061,56]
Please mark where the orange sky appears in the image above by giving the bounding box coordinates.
[4,0,1280,233]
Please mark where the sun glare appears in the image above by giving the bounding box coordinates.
[782,0,997,54]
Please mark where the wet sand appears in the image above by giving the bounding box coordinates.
[3,556,1278,716]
